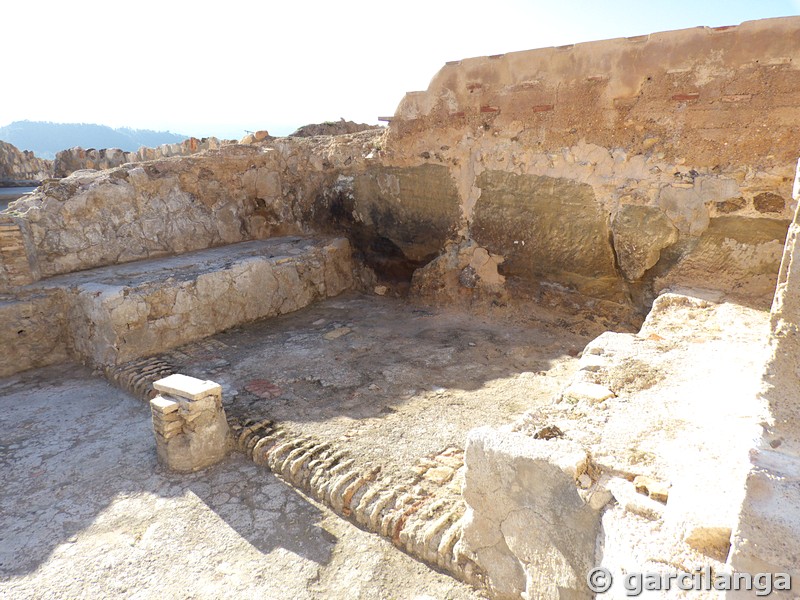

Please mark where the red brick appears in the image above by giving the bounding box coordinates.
[531,104,555,113]
[480,105,500,113]
[671,93,700,101]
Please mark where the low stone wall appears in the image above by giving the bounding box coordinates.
[1,132,382,290]
[0,140,53,182]
[48,237,354,367]
[52,137,232,178]
[0,291,68,377]
[1,236,355,376]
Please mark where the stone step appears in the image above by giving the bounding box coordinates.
[2,236,355,373]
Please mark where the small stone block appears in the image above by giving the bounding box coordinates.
[155,419,184,436]
[562,382,615,404]
[423,466,455,485]
[150,395,179,413]
[153,374,221,400]
[152,410,181,424]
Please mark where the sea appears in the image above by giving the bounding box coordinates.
[0,186,37,212]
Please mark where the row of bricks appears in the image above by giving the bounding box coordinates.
[232,418,484,587]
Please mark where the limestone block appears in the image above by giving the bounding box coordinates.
[562,381,614,404]
[658,185,710,236]
[611,205,678,281]
[459,426,599,600]
[150,374,230,472]
[153,373,221,400]
[654,216,789,308]
[351,164,461,263]
[472,170,623,301]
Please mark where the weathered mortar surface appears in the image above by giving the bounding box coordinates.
[0,366,484,599]
[25,236,355,367]
[374,17,799,309]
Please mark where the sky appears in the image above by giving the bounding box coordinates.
[3,0,799,140]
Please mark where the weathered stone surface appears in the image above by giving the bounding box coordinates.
[0,291,68,377]
[151,374,230,472]
[728,192,800,588]
[611,205,678,281]
[351,164,461,264]
[290,120,381,138]
[29,236,354,367]
[153,373,222,401]
[752,191,785,214]
[410,240,506,304]
[654,216,789,307]
[0,141,52,183]
[657,184,712,236]
[458,427,598,600]
[52,137,229,178]
[3,131,383,288]
[473,170,621,300]
[378,17,800,309]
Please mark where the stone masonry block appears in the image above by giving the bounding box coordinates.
[459,426,599,600]
[150,375,230,472]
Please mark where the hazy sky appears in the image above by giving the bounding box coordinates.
[4,0,799,139]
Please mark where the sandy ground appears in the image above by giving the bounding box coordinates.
[0,366,484,600]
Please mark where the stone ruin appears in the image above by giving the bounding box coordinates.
[1,15,799,599]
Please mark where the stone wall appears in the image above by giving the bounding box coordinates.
[2,132,381,286]
[0,291,68,377]
[727,161,800,589]
[2,18,798,315]
[0,140,53,183]
[366,16,800,311]
[52,137,233,178]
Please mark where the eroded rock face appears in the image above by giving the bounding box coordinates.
[4,132,383,282]
[653,216,789,305]
[348,164,461,276]
[290,120,381,138]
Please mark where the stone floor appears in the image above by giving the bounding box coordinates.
[0,366,485,599]
[167,292,593,483]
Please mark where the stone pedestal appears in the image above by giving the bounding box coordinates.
[150,374,230,472]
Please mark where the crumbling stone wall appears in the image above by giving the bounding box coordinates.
[727,161,800,588]
[2,19,798,315]
[52,137,232,178]
[366,16,800,310]
[0,140,53,183]
[0,290,68,377]
[2,132,381,287]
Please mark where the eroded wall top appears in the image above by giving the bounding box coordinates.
[391,16,800,167]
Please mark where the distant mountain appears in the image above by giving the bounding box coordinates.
[0,121,189,160]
